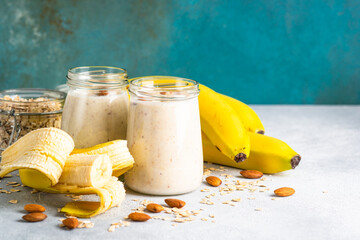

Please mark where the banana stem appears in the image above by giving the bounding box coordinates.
[234,153,247,163]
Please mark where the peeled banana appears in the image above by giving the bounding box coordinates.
[199,84,250,162]
[202,132,301,174]
[220,94,265,134]
[0,127,130,218]
[57,154,112,188]
[71,140,134,177]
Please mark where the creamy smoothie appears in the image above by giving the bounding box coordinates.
[125,96,203,195]
[61,89,129,148]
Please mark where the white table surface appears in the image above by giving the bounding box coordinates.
[0,105,359,240]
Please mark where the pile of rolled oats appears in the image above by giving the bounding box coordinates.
[0,95,63,149]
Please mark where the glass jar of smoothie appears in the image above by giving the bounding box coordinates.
[125,76,203,195]
[61,66,129,148]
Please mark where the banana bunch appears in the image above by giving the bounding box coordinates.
[199,85,301,173]
[0,128,133,218]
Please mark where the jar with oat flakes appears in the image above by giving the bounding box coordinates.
[0,89,65,151]
[61,66,129,148]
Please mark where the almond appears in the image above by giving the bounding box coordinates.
[22,212,47,222]
[164,198,186,208]
[274,187,295,197]
[128,212,151,222]
[24,204,46,213]
[63,217,79,229]
[206,176,222,187]
[240,170,263,179]
[146,203,164,213]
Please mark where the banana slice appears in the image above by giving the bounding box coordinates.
[71,140,134,177]
[58,154,112,188]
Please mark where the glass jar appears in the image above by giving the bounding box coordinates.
[0,88,65,151]
[125,76,203,195]
[61,66,129,148]
[55,84,69,94]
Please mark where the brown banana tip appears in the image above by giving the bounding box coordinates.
[291,155,301,169]
[256,130,265,135]
[234,153,247,163]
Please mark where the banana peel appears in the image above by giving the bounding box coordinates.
[45,177,125,218]
[19,169,125,218]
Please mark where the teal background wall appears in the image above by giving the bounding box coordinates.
[0,0,359,104]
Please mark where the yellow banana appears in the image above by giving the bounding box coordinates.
[199,84,250,162]
[202,132,301,174]
[220,94,265,134]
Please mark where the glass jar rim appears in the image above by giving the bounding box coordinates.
[67,66,128,89]
[0,88,66,104]
[129,76,200,100]
[0,88,65,115]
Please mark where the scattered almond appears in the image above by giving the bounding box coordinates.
[274,187,295,197]
[164,198,186,208]
[128,212,151,222]
[63,217,79,229]
[146,203,164,213]
[240,170,263,179]
[24,204,46,213]
[22,213,47,222]
[206,176,222,187]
